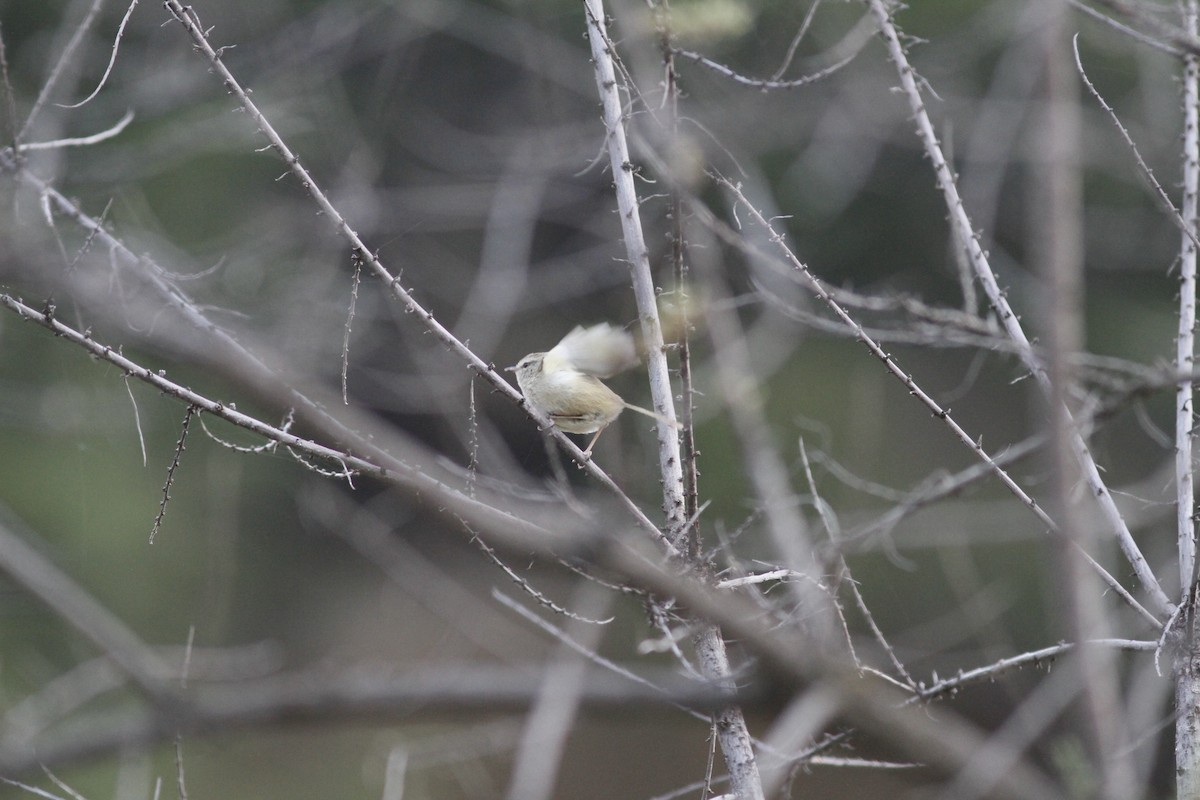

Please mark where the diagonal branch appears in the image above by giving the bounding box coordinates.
[718,175,1160,630]
[863,0,1171,617]
[0,507,177,705]
[158,0,679,557]
[0,293,573,556]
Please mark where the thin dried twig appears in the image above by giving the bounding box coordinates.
[123,375,147,467]
[1081,0,1200,56]
[341,251,362,405]
[18,110,135,151]
[771,0,822,80]
[469,528,615,625]
[1074,37,1200,255]
[149,404,195,544]
[674,48,857,91]
[17,0,105,141]
[1067,0,1182,55]
[914,639,1156,702]
[57,0,141,110]
[800,441,915,689]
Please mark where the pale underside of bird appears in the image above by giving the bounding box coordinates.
[510,323,675,455]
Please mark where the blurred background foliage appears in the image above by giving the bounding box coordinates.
[0,0,1189,797]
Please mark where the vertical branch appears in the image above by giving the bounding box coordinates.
[1178,4,1200,798]
[582,3,763,798]
[0,23,17,149]
[1031,4,1131,797]
[1179,595,1200,800]
[700,265,832,633]
[1179,0,1199,596]
[505,585,610,800]
[650,0,702,559]
[150,405,196,545]
[581,0,686,542]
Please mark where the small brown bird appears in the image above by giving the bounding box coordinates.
[510,323,676,455]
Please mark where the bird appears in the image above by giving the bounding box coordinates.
[509,323,677,456]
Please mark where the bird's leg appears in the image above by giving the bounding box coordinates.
[581,428,606,458]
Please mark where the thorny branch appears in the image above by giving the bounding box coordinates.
[719,175,1159,629]
[864,0,1172,617]
[159,0,681,557]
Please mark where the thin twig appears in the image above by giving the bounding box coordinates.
[123,375,147,467]
[1082,0,1200,56]
[469,527,615,625]
[1067,0,1182,55]
[173,735,188,800]
[913,639,1156,702]
[57,0,140,110]
[492,588,715,722]
[1074,36,1200,255]
[838,434,1045,551]
[771,0,822,80]
[1,776,70,800]
[800,440,916,689]
[341,250,362,405]
[17,0,105,141]
[196,413,282,454]
[66,196,112,272]
[150,405,195,544]
[18,109,134,151]
[674,47,856,91]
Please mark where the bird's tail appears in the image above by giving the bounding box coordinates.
[624,402,683,430]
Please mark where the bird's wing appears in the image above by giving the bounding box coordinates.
[544,323,639,378]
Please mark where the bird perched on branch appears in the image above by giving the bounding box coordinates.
[509,323,678,456]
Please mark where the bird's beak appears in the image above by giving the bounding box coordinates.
[504,364,516,372]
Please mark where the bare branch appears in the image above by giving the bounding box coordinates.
[916,639,1156,702]
[17,0,105,141]
[674,47,857,91]
[863,0,1172,617]
[1068,0,1182,55]
[0,507,177,704]
[1176,4,1200,596]
[1074,37,1200,256]
[56,0,141,110]
[158,0,677,556]
[148,404,194,544]
[718,174,1160,629]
